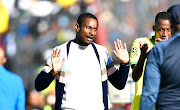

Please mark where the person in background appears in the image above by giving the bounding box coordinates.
[0,47,25,110]
[35,13,130,110]
[140,4,180,110]
[25,89,44,110]
[130,11,171,110]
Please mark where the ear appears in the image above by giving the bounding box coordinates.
[153,25,155,31]
[2,57,6,64]
[75,23,80,32]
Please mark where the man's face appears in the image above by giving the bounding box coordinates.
[154,19,171,40]
[76,18,98,46]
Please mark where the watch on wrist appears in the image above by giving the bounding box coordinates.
[121,62,130,66]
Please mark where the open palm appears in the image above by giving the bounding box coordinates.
[51,48,65,76]
[113,39,129,63]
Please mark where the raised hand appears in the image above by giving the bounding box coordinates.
[139,42,149,59]
[155,38,164,43]
[51,48,65,76]
[113,39,129,63]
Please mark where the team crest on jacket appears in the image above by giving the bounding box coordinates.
[131,47,138,58]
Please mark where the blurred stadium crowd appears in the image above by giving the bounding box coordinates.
[0,0,179,110]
